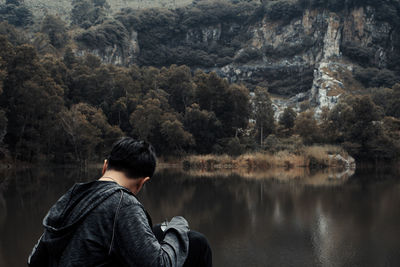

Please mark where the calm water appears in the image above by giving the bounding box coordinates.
[1,166,400,267]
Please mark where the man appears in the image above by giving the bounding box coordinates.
[28,137,212,266]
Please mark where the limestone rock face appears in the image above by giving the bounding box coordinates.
[18,1,399,114]
[75,29,139,66]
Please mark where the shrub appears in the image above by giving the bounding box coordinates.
[264,0,302,23]
[0,2,33,27]
[76,19,129,51]
[234,47,262,63]
[354,67,399,88]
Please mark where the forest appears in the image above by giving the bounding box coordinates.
[0,27,399,163]
[0,0,399,163]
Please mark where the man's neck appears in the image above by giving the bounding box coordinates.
[99,170,140,194]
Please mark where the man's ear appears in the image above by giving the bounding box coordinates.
[137,177,150,193]
[102,159,108,175]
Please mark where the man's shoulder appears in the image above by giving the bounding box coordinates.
[100,183,143,209]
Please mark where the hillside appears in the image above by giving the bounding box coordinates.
[0,0,399,162]
[2,0,194,20]
[18,0,398,115]
[3,1,400,100]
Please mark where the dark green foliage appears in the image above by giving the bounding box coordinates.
[0,1,33,27]
[274,36,316,58]
[354,67,400,89]
[158,65,195,113]
[184,104,222,154]
[223,137,246,156]
[0,109,7,144]
[0,41,64,161]
[112,1,259,68]
[265,67,314,96]
[320,95,400,160]
[71,0,109,29]
[234,47,262,63]
[0,22,25,45]
[63,47,77,69]
[252,86,275,145]
[76,19,129,51]
[371,83,400,119]
[294,110,320,145]
[41,15,69,49]
[0,35,249,159]
[6,0,21,5]
[0,0,400,162]
[264,0,302,23]
[299,0,400,17]
[194,71,250,137]
[341,42,372,67]
[279,107,297,129]
[60,103,123,161]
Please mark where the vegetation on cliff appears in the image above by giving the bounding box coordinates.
[0,27,399,164]
[0,1,400,164]
[64,0,400,97]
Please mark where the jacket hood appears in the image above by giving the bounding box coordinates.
[41,181,128,259]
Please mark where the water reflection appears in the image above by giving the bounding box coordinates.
[183,167,355,186]
[1,166,400,267]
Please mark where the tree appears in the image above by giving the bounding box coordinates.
[67,61,113,108]
[386,83,400,119]
[130,90,193,154]
[160,119,194,153]
[157,65,194,113]
[319,106,340,143]
[327,95,387,159]
[252,86,274,146]
[71,0,109,29]
[0,57,6,146]
[130,98,163,142]
[194,71,250,137]
[1,44,64,161]
[279,107,297,129]
[0,1,33,27]
[294,110,320,145]
[41,15,69,49]
[63,47,77,69]
[194,71,229,116]
[184,103,222,154]
[60,103,123,162]
[344,96,382,144]
[224,84,250,136]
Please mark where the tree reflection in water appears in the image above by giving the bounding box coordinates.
[1,166,400,267]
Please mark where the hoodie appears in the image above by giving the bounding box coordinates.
[28,181,189,267]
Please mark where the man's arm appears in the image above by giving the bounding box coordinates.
[113,204,189,267]
[27,234,48,266]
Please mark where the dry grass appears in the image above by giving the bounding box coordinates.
[183,145,351,171]
[327,87,345,97]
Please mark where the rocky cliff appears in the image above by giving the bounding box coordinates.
[18,0,400,114]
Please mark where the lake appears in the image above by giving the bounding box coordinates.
[1,165,400,267]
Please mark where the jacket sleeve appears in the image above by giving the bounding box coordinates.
[27,234,48,266]
[113,204,189,267]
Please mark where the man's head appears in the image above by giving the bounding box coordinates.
[106,137,157,179]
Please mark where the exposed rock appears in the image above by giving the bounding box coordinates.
[75,29,139,66]
[329,154,356,171]
[19,1,399,115]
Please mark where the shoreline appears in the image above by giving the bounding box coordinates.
[179,145,356,172]
[0,145,371,173]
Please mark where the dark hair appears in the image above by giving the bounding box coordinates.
[107,137,157,179]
